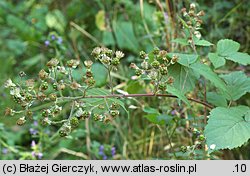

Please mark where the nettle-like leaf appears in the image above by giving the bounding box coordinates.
[167,85,190,106]
[217,39,240,56]
[208,53,225,69]
[167,53,198,67]
[220,71,250,101]
[143,107,173,125]
[205,106,250,154]
[206,92,227,107]
[208,39,250,68]
[190,63,228,92]
[168,64,198,94]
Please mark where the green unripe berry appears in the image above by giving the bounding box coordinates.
[180,146,187,153]
[70,117,79,128]
[135,69,143,76]
[111,58,120,66]
[139,51,147,59]
[110,102,120,110]
[199,135,205,141]
[153,47,160,55]
[52,83,58,90]
[110,110,119,117]
[159,82,166,91]
[93,114,101,121]
[160,66,168,75]
[151,60,160,69]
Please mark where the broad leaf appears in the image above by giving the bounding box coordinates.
[172,38,188,46]
[167,53,198,67]
[113,21,139,53]
[208,53,225,68]
[190,63,227,92]
[207,92,227,107]
[143,107,173,125]
[91,63,108,87]
[226,52,250,65]
[220,71,250,101]
[167,86,190,106]
[195,40,213,46]
[205,106,250,153]
[168,64,198,93]
[95,10,106,31]
[217,39,240,56]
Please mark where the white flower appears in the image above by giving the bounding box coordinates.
[209,144,216,150]
[190,3,196,9]
[115,51,124,59]
[4,79,16,88]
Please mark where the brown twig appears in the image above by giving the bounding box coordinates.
[62,93,213,109]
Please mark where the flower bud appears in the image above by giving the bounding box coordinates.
[16,117,26,126]
[167,77,174,84]
[39,69,49,80]
[47,58,59,68]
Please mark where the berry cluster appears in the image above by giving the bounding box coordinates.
[180,3,205,44]
[130,47,177,93]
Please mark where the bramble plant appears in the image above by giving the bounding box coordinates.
[2,2,250,159]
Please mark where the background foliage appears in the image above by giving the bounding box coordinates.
[0,0,249,160]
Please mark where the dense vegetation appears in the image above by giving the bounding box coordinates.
[0,0,250,160]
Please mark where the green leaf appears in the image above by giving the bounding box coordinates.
[167,53,198,67]
[172,38,188,46]
[168,64,198,93]
[22,54,45,67]
[220,71,250,101]
[46,10,66,33]
[167,86,190,106]
[195,40,213,46]
[6,39,26,55]
[95,10,106,31]
[217,39,240,56]
[91,63,108,87]
[144,114,173,125]
[226,52,250,65]
[190,63,227,92]
[208,53,225,68]
[112,21,139,53]
[207,92,227,107]
[205,106,250,153]
[143,107,160,114]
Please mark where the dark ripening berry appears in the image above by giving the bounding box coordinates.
[85,77,95,86]
[86,70,93,78]
[151,60,160,69]
[70,117,79,128]
[135,69,143,76]
[41,82,49,91]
